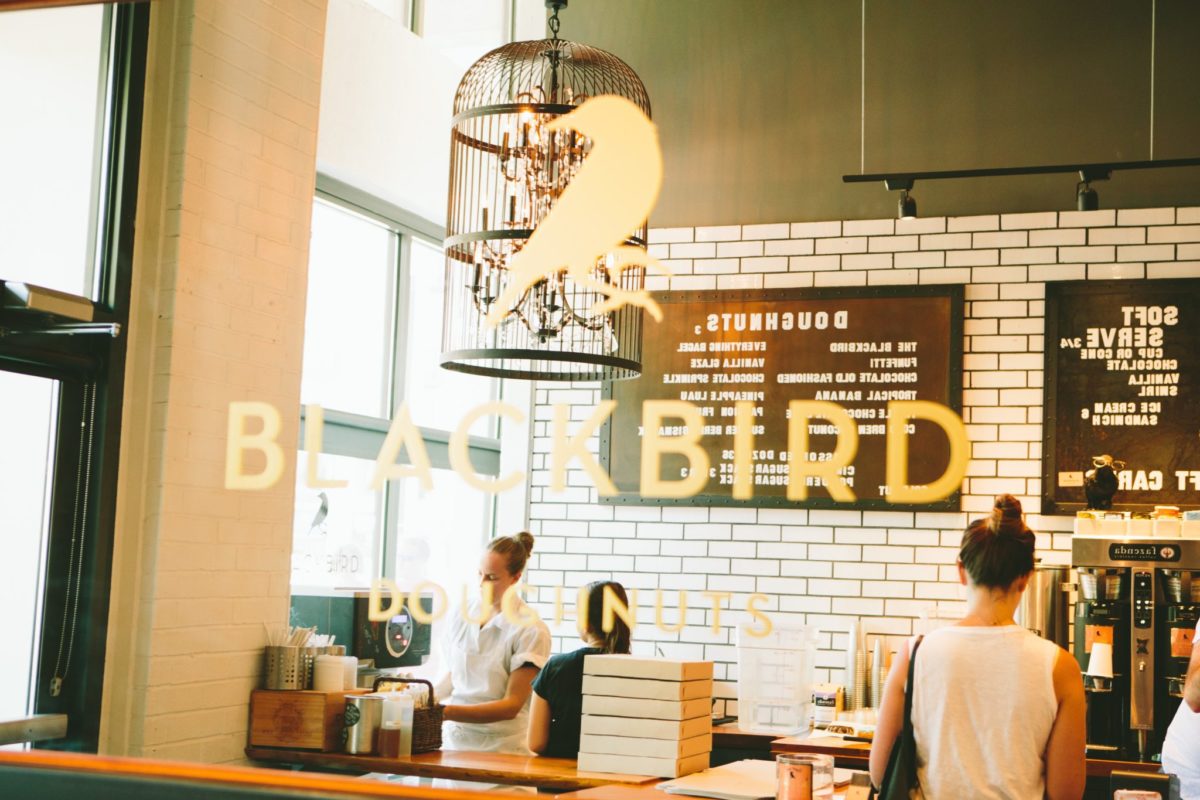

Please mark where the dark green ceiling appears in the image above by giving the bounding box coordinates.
[562,0,1200,226]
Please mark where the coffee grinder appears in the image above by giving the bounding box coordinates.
[1074,563,1129,756]
[1072,536,1200,761]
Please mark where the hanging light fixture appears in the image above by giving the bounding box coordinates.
[439,0,653,381]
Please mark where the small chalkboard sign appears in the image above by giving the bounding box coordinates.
[600,285,964,509]
[1042,279,1200,514]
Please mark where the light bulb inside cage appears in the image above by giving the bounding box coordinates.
[440,37,652,382]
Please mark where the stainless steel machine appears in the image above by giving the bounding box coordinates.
[1016,562,1071,650]
[1072,536,1200,761]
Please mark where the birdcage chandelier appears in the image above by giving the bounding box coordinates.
[439,0,652,381]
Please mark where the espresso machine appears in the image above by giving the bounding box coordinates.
[1072,535,1200,761]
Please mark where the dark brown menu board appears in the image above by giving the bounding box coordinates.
[600,286,964,509]
[1043,279,1200,514]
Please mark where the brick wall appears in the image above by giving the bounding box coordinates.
[524,206,1200,717]
[103,0,327,762]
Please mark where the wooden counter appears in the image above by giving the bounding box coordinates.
[771,735,1165,779]
[1,749,503,800]
[710,722,779,753]
[245,747,660,791]
[772,736,870,771]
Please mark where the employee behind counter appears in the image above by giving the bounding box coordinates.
[431,531,551,754]
[528,580,634,757]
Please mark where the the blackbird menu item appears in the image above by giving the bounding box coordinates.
[1043,279,1200,514]
[601,286,964,509]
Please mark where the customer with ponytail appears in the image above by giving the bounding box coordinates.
[527,581,633,756]
[438,531,552,753]
[870,495,1086,799]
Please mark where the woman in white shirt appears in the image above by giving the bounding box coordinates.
[869,494,1086,800]
[1162,618,1200,799]
[437,531,551,754]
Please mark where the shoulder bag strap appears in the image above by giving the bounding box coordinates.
[903,635,923,729]
[902,635,925,795]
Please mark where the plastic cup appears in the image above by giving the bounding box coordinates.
[1086,642,1114,679]
[777,753,834,800]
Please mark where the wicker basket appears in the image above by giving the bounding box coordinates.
[372,676,443,753]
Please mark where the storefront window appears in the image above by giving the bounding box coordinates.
[291,186,501,599]
[396,467,492,596]
[291,453,384,592]
[0,4,108,300]
[405,237,498,433]
[0,2,147,752]
[0,373,58,740]
[300,200,396,419]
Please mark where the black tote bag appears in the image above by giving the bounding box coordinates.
[877,635,924,800]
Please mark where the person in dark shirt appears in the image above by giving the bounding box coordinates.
[527,581,631,757]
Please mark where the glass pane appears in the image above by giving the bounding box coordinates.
[301,199,395,418]
[395,468,490,600]
[406,237,498,433]
[0,372,58,736]
[362,0,410,22]
[0,5,106,298]
[291,453,384,592]
[420,0,510,71]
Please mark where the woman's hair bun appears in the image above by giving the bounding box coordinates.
[960,494,1036,589]
[990,493,1025,534]
[488,531,536,576]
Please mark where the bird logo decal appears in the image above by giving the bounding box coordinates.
[484,94,669,329]
[307,490,329,536]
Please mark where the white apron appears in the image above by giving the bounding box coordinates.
[439,598,551,754]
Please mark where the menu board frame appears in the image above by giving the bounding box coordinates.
[598,285,964,510]
[1042,278,1200,515]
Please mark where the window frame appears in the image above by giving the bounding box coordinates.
[407,0,520,44]
[297,176,502,588]
[0,1,149,753]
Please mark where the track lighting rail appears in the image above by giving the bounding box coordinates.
[844,156,1200,187]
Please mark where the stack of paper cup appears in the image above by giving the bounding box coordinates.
[342,656,359,690]
[870,640,883,708]
[844,621,858,709]
[853,650,867,711]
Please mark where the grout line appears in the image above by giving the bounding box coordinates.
[860,0,866,174]
[1150,0,1156,160]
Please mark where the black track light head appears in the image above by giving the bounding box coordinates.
[1077,181,1099,211]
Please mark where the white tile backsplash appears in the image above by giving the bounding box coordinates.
[527,207,1198,714]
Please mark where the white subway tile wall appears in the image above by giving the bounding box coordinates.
[524,208,1198,717]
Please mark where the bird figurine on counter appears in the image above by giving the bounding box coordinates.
[1084,454,1123,510]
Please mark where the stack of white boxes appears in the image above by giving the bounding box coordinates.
[577,655,714,778]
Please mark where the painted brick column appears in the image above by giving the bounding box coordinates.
[102,0,327,762]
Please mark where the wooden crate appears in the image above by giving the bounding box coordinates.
[248,689,366,752]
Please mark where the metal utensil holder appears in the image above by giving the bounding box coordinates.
[265,645,303,690]
[299,646,323,689]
